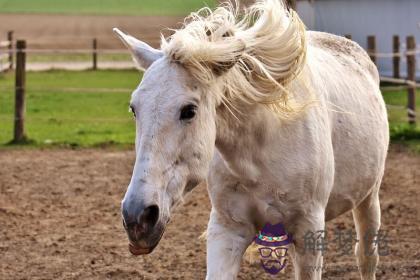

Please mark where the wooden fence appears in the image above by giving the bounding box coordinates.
[0,31,13,72]
[1,30,134,72]
[2,31,419,143]
[14,40,26,143]
[361,34,418,125]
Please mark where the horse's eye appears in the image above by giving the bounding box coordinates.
[180,104,197,121]
[129,106,136,118]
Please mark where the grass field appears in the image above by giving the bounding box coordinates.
[382,89,420,151]
[0,70,419,149]
[0,70,139,147]
[0,0,216,16]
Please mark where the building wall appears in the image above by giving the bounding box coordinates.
[296,0,420,78]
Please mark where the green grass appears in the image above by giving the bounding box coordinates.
[381,87,420,152]
[382,89,420,122]
[0,71,419,149]
[0,70,140,147]
[0,0,216,16]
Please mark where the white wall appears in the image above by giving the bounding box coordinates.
[297,0,420,78]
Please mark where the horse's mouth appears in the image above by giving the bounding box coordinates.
[127,225,165,256]
[128,242,156,255]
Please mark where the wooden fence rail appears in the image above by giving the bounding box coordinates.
[0,41,11,47]
[15,49,128,54]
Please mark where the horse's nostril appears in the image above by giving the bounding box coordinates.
[122,202,160,237]
[139,205,159,229]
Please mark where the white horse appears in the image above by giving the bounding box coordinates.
[114,1,389,279]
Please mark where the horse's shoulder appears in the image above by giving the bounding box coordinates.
[307,31,378,82]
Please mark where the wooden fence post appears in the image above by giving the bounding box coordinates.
[393,35,400,79]
[406,36,416,125]
[367,35,377,65]
[344,34,352,40]
[92,38,98,70]
[13,40,27,143]
[7,30,13,70]
[288,0,297,9]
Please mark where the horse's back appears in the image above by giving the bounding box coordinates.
[308,31,379,83]
[305,31,389,220]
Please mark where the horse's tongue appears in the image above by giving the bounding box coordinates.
[129,243,151,255]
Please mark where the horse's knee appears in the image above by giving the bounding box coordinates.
[289,214,325,280]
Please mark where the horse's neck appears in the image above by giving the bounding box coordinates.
[215,102,282,183]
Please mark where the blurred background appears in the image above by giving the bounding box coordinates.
[0,0,218,147]
[0,1,419,279]
[0,0,419,148]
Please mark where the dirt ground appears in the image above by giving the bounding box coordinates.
[0,14,183,49]
[0,146,419,280]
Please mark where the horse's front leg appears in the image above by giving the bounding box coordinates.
[289,208,326,280]
[206,209,255,280]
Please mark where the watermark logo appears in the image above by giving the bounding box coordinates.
[254,225,390,275]
[253,223,293,275]
[303,228,390,257]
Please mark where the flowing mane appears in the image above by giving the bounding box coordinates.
[161,0,307,117]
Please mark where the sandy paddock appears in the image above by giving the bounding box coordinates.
[0,146,419,279]
[0,14,183,49]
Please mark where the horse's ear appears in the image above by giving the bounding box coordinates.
[113,28,163,71]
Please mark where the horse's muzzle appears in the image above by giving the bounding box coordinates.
[122,201,165,255]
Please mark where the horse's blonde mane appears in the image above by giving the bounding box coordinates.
[161,0,308,118]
